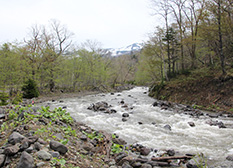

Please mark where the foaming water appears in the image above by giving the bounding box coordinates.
[42,87,233,167]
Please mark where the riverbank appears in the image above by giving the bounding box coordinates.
[149,67,233,113]
[0,102,196,168]
[30,85,135,105]
[1,86,233,167]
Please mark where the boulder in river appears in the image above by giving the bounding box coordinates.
[122,113,129,118]
[188,122,195,127]
[226,155,233,161]
[87,101,112,113]
[164,124,172,131]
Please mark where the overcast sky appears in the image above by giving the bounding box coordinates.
[0,0,159,48]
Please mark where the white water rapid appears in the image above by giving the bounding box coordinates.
[42,87,233,167]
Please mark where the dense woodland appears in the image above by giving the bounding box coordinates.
[0,0,232,104]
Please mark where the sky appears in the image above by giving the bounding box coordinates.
[0,0,160,49]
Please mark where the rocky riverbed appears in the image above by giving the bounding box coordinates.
[0,87,233,168]
[0,104,197,168]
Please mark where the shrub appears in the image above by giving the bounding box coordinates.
[0,92,9,106]
[12,92,23,104]
[22,79,39,99]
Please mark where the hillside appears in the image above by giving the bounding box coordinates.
[149,67,233,113]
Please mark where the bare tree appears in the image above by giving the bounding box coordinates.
[23,20,74,92]
[183,0,206,68]
[169,0,187,70]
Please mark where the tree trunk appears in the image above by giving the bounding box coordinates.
[218,0,226,75]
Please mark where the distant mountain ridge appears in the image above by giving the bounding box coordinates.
[106,43,143,56]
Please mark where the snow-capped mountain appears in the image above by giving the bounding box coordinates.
[106,43,143,57]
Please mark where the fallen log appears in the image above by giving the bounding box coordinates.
[152,155,192,161]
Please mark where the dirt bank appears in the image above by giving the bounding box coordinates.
[149,68,233,113]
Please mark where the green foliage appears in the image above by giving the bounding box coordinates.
[60,139,69,145]
[39,106,73,124]
[0,92,9,106]
[82,131,103,140]
[62,126,77,137]
[22,79,39,99]
[111,143,124,154]
[12,92,23,105]
[50,158,66,168]
[149,81,165,98]
[193,153,208,168]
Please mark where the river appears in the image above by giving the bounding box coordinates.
[42,87,233,167]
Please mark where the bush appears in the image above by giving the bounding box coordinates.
[12,92,23,104]
[22,79,39,99]
[0,92,9,106]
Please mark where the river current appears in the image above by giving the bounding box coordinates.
[42,87,233,167]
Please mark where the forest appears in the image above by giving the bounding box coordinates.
[0,0,232,105]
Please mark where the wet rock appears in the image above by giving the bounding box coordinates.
[208,113,219,118]
[4,144,20,156]
[167,149,175,156]
[138,122,143,125]
[17,151,34,168]
[105,109,117,114]
[37,150,52,161]
[152,122,156,125]
[0,154,5,167]
[49,140,68,155]
[152,101,158,107]
[188,122,195,127]
[122,104,128,108]
[110,109,117,113]
[87,101,110,112]
[140,147,151,156]
[122,113,129,117]
[99,107,107,111]
[8,132,25,145]
[206,120,226,128]
[141,163,152,168]
[226,155,233,161]
[122,118,128,122]
[164,124,172,131]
